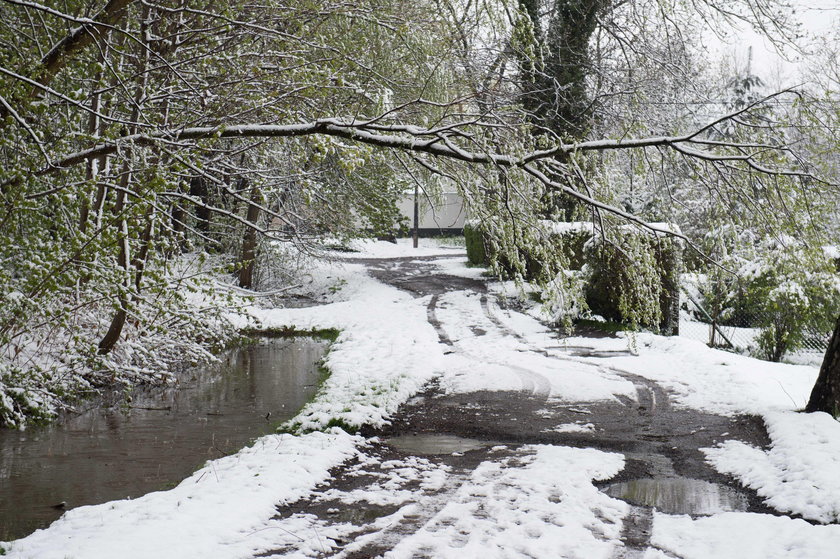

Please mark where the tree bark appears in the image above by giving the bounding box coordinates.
[805,314,840,415]
[238,180,260,289]
[97,7,148,355]
[35,0,135,89]
[189,176,211,233]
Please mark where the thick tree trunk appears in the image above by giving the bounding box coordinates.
[189,176,211,233]
[97,300,128,355]
[238,181,260,289]
[805,314,840,415]
[97,162,132,355]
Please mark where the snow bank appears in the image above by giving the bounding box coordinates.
[434,291,637,401]
[338,237,465,259]
[242,260,445,431]
[650,511,840,559]
[561,333,817,416]
[3,430,360,559]
[703,411,840,523]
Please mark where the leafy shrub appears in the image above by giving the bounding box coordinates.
[696,237,840,361]
[464,221,488,266]
[584,226,683,334]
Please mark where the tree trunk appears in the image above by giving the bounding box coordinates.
[189,176,211,233]
[238,180,260,289]
[97,8,148,355]
[805,314,840,415]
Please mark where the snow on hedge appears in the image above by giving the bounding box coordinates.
[703,411,840,524]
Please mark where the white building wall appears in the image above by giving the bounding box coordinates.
[397,192,466,231]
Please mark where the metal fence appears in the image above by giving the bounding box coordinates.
[678,289,830,366]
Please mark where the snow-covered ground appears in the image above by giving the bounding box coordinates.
[4,238,840,558]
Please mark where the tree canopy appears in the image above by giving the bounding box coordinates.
[0,0,838,424]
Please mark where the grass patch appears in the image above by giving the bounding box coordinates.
[432,235,466,248]
[240,326,340,342]
[325,417,360,433]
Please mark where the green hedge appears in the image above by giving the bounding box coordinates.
[584,229,682,335]
[464,222,488,266]
[464,220,683,336]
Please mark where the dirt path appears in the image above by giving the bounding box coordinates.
[260,256,777,558]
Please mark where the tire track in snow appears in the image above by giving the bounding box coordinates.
[426,294,454,346]
[479,295,527,342]
[365,258,678,553]
[429,292,551,399]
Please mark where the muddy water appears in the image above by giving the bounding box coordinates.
[0,337,327,541]
[387,434,494,455]
[604,477,749,515]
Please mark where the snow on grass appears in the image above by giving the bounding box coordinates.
[239,259,445,432]
[2,430,360,559]
[555,333,817,416]
[649,511,840,559]
[703,410,840,523]
[385,445,627,558]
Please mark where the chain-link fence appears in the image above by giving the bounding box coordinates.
[678,288,830,366]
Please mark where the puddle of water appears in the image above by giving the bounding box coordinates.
[0,337,327,541]
[604,477,749,515]
[386,434,490,455]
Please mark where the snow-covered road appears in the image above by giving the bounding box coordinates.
[5,240,840,558]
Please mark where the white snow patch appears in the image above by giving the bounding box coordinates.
[385,445,627,558]
[544,422,596,434]
[433,291,636,401]
[428,256,488,279]
[704,411,840,523]
[650,511,840,559]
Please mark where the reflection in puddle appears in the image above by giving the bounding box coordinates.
[604,477,749,515]
[0,337,327,541]
[387,434,490,455]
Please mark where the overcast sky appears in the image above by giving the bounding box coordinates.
[718,0,839,84]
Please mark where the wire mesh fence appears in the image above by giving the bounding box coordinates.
[678,291,830,366]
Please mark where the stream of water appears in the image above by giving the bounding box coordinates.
[0,337,327,541]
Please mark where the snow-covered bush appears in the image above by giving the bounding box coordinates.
[739,239,840,362]
[696,236,840,361]
[0,254,246,427]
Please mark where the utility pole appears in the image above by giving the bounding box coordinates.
[413,182,419,248]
